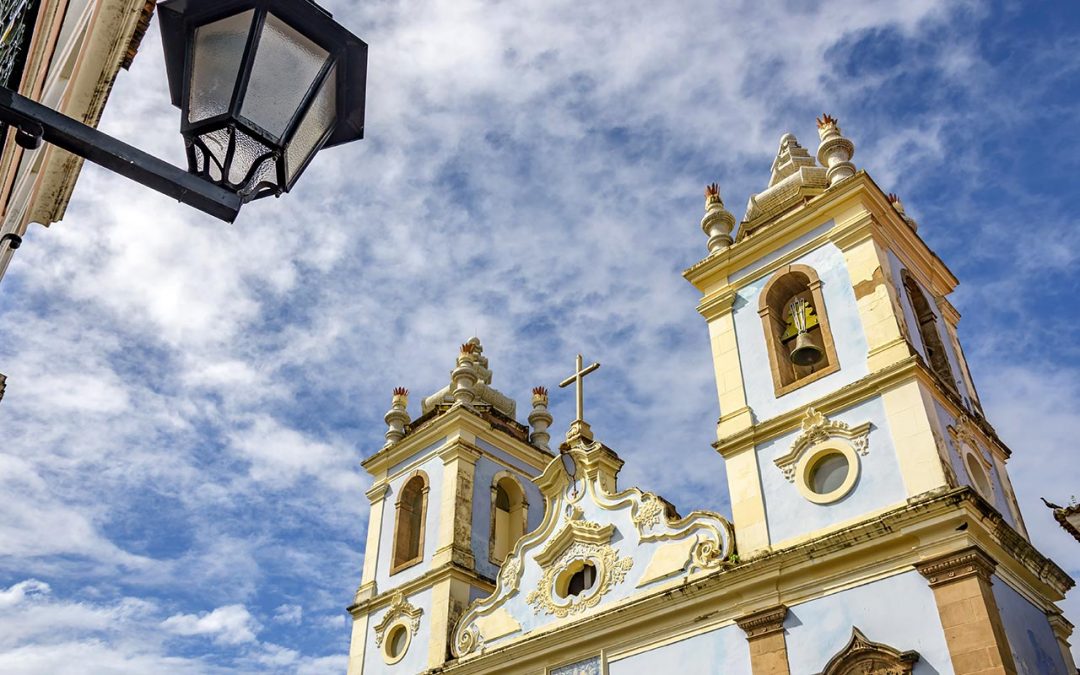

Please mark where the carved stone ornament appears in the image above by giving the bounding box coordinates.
[946,415,992,469]
[816,627,919,675]
[372,592,423,647]
[775,407,871,482]
[450,441,735,659]
[525,538,634,618]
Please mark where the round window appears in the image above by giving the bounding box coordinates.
[965,453,992,499]
[384,623,410,664]
[809,452,850,495]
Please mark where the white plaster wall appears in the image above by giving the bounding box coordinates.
[932,403,1017,529]
[734,240,869,422]
[607,623,751,675]
[991,576,1069,674]
[757,397,907,545]
[786,571,954,674]
[362,588,434,675]
[472,454,545,580]
[375,453,445,590]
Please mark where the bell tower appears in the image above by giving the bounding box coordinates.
[346,339,553,674]
[685,116,1076,674]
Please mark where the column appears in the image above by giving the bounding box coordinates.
[915,547,1017,675]
[736,605,791,675]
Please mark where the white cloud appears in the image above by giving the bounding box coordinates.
[272,603,303,625]
[161,605,260,645]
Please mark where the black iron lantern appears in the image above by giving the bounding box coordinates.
[158,0,367,202]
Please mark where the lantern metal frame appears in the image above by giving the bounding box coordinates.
[158,0,367,202]
[0,0,366,224]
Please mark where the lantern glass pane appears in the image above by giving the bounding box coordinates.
[285,64,336,182]
[240,13,329,140]
[188,10,253,124]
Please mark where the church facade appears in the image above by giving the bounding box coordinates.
[346,117,1076,674]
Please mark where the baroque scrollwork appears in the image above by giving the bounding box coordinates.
[372,592,423,647]
[631,492,666,532]
[775,407,872,482]
[525,540,633,618]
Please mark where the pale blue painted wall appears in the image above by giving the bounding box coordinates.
[786,571,954,674]
[471,454,545,580]
[992,576,1068,674]
[932,402,1017,529]
[388,438,445,476]
[730,220,834,283]
[734,241,869,422]
[374,454,445,590]
[607,623,751,675]
[362,588,433,674]
[757,396,907,545]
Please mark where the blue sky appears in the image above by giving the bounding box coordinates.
[1,0,1079,671]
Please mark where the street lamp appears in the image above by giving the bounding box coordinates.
[0,0,366,223]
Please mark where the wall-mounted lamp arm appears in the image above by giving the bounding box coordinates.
[0,86,242,223]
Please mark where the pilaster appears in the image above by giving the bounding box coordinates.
[345,612,370,675]
[736,605,791,675]
[359,482,390,598]
[724,443,770,555]
[427,576,474,668]
[915,547,1017,675]
[701,290,753,439]
[834,220,911,373]
[432,438,480,569]
[1047,612,1077,673]
[880,378,949,497]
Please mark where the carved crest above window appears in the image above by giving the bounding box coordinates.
[817,627,919,675]
[775,407,871,482]
[372,592,423,647]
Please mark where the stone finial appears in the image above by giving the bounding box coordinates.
[452,344,479,404]
[701,182,736,253]
[815,113,856,187]
[887,193,918,232]
[528,386,553,451]
[384,387,412,446]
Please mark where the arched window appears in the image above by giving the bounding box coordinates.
[490,474,527,565]
[759,264,840,396]
[391,471,428,573]
[901,271,955,389]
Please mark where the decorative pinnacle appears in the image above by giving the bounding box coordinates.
[815,113,855,187]
[887,192,917,231]
[701,181,735,254]
[460,342,476,355]
[393,386,409,397]
[528,386,553,451]
[816,113,839,129]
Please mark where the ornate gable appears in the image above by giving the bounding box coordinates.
[451,432,735,659]
[817,626,919,675]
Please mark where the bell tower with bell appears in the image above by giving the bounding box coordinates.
[684,117,1076,673]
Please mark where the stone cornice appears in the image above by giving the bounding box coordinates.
[683,172,959,299]
[348,562,495,617]
[362,404,553,478]
[365,483,390,503]
[735,605,788,638]
[915,546,997,587]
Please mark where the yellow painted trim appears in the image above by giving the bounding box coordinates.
[794,440,860,504]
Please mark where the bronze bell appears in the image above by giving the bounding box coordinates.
[790,331,824,366]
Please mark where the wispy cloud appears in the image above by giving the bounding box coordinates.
[0,0,1077,668]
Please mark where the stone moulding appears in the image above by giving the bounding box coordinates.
[735,605,788,639]
[774,407,871,482]
[914,546,996,588]
[450,440,735,659]
[372,592,423,647]
[816,626,919,675]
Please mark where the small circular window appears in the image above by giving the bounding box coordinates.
[796,442,859,504]
[555,560,597,599]
[809,452,849,495]
[383,623,410,664]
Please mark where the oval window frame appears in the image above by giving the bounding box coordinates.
[382,620,412,665]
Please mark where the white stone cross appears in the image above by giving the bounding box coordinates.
[559,353,600,423]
